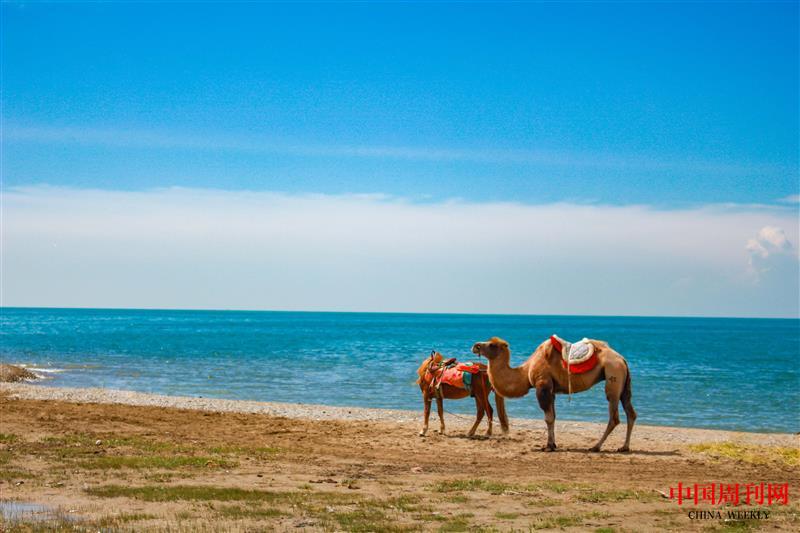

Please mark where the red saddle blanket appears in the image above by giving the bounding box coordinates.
[436,362,485,389]
[550,335,599,374]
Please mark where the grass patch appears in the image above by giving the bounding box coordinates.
[432,478,513,495]
[208,445,282,457]
[0,433,18,444]
[88,484,290,502]
[86,484,360,506]
[703,519,760,532]
[414,512,448,522]
[0,468,36,480]
[530,514,583,530]
[383,495,429,513]
[96,513,157,526]
[438,517,471,532]
[576,488,658,503]
[524,497,561,507]
[530,512,610,530]
[595,528,616,533]
[495,511,520,520]
[216,505,288,519]
[690,442,800,467]
[326,508,405,532]
[77,455,236,470]
[526,481,572,494]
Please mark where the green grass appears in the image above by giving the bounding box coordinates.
[0,468,35,480]
[495,511,520,520]
[77,455,236,470]
[216,505,288,519]
[208,445,282,457]
[595,528,616,533]
[529,512,611,531]
[0,433,18,444]
[384,495,429,513]
[95,513,157,526]
[529,514,583,530]
[703,520,759,532]
[576,488,658,503]
[414,512,449,522]
[437,517,471,532]
[86,484,361,506]
[431,478,513,495]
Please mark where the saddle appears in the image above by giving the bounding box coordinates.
[550,335,598,374]
[425,357,486,394]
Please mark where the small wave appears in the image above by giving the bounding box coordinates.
[16,365,67,380]
[19,366,66,374]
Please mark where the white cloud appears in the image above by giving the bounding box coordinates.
[2,186,799,317]
[778,194,800,204]
[746,226,798,283]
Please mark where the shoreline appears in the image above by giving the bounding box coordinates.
[2,382,796,447]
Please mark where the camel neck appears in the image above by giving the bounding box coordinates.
[487,353,531,398]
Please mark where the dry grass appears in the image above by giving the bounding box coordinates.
[690,442,800,467]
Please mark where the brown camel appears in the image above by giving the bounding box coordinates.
[416,352,509,438]
[471,337,636,452]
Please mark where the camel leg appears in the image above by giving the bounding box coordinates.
[436,395,445,434]
[484,391,494,436]
[467,396,485,437]
[618,372,636,452]
[419,394,432,436]
[536,382,557,451]
[590,380,622,452]
[495,394,509,435]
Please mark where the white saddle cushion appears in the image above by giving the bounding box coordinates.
[551,335,595,364]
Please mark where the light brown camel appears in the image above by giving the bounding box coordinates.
[416,352,509,438]
[471,337,636,452]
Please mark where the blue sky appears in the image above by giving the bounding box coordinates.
[2,2,799,317]
[3,1,798,204]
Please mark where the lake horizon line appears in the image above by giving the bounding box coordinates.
[2,305,798,322]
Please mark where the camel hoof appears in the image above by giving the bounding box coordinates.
[418,431,427,437]
[542,444,557,452]
[617,446,630,453]
[589,446,602,453]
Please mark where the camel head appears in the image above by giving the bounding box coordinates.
[471,337,509,360]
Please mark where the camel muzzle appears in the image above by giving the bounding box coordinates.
[471,343,483,355]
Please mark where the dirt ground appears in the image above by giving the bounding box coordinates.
[0,392,798,532]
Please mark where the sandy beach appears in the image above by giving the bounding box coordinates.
[1,382,798,532]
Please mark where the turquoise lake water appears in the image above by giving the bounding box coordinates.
[1,307,798,433]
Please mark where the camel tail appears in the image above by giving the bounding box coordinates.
[620,359,632,404]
